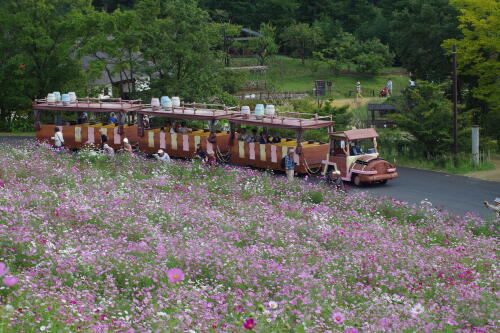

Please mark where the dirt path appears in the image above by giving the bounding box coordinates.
[328,97,380,108]
[465,159,500,182]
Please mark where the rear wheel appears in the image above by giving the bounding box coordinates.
[353,174,361,186]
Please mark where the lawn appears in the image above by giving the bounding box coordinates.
[0,143,497,332]
[231,56,409,97]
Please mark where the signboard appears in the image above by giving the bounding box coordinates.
[315,80,326,96]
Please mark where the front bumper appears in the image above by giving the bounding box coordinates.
[359,172,399,183]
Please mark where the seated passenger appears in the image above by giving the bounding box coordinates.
[178,122,189,133]
[108,112,118,124]
[245,129,258,143]
[154,149,171,163]
[350,141,364,155]
[237,128,248,141]
[272,136,281,143]
[259,132,267,144]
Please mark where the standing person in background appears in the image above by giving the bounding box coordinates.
[355,81,363,100]
[387,78,393,96]
[285,149,296,181]
[108,112,118,124]
[51,127,64,149]
[409,79,416,88]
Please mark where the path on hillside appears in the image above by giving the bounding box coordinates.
[1,135,497,219]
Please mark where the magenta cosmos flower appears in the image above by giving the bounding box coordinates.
[167,268,184,283]
[243,318,256,330]
[3,276,18,287]
[0,263,7,276]
[332,312,345,323]
[344,328,359,333]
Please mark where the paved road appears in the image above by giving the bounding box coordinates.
[1,136,498,218]
[349,166,499,219]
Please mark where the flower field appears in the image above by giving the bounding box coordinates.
[0,144,498,332]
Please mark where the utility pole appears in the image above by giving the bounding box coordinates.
[452,44,458,157]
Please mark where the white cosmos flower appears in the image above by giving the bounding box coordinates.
[268,301,278,309]
[411,303,425,315]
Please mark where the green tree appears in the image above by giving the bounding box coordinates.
[247,23,279,66]
[388,81,471,157]
[354,38,394,75]
[443,0,500,149]
[81,9,142,98]
[280,23,324,65]
[390,0,461,81]
[135,0,226,101]
[0,0,93,130]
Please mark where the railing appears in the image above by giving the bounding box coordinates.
[34,97,143,108]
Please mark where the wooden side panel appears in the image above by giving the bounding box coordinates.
[138,130,231,157]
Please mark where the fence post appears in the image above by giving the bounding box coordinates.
[472,125,479,166]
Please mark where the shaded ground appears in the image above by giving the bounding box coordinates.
[465,158,500,182]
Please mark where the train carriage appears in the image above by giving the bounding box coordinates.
[228,112,334,174]
[136,103,238,158]
[33,98,142,150]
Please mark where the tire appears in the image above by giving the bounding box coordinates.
[353,174,361,186]
[380,179,388,185]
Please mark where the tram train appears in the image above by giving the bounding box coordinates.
[33,98,398,184]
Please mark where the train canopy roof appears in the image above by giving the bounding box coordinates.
[137,104,238,120]
[329,128,379,141]
[33,98,143,113]
[230,113,334,130]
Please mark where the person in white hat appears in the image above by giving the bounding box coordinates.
[153,149,171,163]
[122,138,133,154]
[355,81,363,99]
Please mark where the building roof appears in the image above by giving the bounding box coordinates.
[330,128,379,141]
[230,114,333,130]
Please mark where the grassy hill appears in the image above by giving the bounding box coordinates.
[0,144,497,332]
[231,56,409,98]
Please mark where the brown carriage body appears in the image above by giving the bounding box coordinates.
[228,113,334,173]
[33,98,142,149]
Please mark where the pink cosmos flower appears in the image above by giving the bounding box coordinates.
[3,276,18,287]
[344,328,359,333]
[243,318,256,330]
[167,268,184,283]
[332,312,345,323]
[0,263,7,276]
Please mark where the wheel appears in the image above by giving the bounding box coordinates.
[353,174,361,186]
[380,179,388,185]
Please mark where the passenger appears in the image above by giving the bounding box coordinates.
[259,132,267,144]
[154,149,171,163]
[51,127,64,149]
[160,127,166,133]
[195,144,207,163]
[77,112,88,124]
[350,141,364,155]
[245,129,257,143]
[122,138,133,154]
[272,136,281,143]
[108,112,118,124]
[178,122,189,133]
[143,115,150,129]
[103,143,114,156]
[237,128,248,141]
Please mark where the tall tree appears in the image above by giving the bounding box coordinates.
[247,23,279,66]
[443,0,500,146]
[0,0,93,129]
[135,0,226,101]
[280,23,324,65]
[81,9,143,98]
[390,0,461,81]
